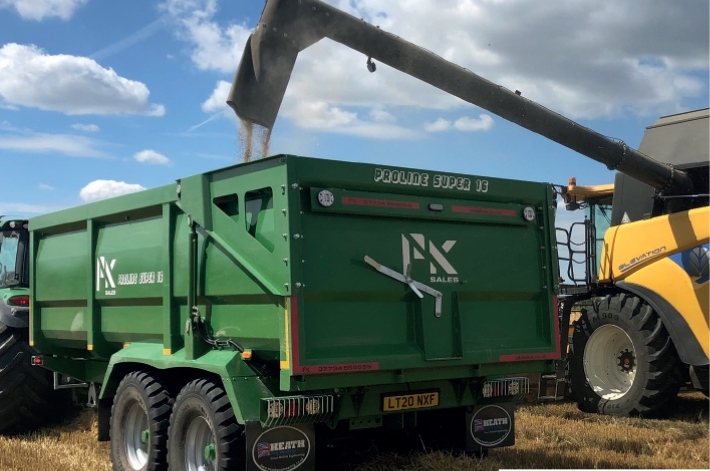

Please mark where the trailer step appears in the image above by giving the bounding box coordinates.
[537,373,566,402]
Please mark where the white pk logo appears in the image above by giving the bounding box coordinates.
[401,234,457,275]
[96,256,116,291]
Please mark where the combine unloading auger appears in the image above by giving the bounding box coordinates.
[227,0,694,201]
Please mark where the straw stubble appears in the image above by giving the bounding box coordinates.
[1,392,706,471]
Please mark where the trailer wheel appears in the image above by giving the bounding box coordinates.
[569,293,683,416]
[167,378,244,471]
[0,322,54,434]
[110,371,173,471]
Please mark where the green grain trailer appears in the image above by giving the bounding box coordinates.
[30,155,559,471]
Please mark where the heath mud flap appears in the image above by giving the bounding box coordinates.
[466,403,516,454]
[246,422,316,471]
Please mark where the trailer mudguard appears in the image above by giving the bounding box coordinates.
[99,343,275,423]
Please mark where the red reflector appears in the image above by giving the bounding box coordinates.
[284,400,299,418]
[32,356,43,366]
[8,295,29,307]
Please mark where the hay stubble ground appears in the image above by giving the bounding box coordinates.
[0,392,707,471]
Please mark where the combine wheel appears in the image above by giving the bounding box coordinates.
[0,322,54,434]
[110,371,173,471]
[569,293,683,416]
[167,378,244,471]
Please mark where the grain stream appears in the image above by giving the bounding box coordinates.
[238,120,272,162]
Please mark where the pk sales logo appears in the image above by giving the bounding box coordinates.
[96,256,116,295]
[401,233,458,283]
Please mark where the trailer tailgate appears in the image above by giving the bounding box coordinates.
[287,163,558,376]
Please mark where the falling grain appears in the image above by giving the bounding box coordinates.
[238,120,254,162]
[254,124,272,158]
[238,120,273,162]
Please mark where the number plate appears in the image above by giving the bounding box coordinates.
[382,391,440,412]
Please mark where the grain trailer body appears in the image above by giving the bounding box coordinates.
[30,155,559,469]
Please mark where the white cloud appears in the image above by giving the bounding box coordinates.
[369,108,396,123]
[0,43,165,116]
[201,80,231,112]
[283,100,418,139]
[170,0,707,138]
[38,183,54,191]
[134,149,171,165]
[453,114,494,132]
[0,0,88,21]
[161,0,250,73]
[424,118,452,133]
[0,201,61,215]
[0,131,109,158]
[425,114,494,133]
[79,180,146,203]
[198,79,417,139]
[71,123,100,132]
[325,0,708,119]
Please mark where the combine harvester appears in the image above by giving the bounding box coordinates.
[556,108,709,411]
[227,0,708,416]
[0,1,703,470]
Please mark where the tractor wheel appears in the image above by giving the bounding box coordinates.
[167,378,244,471]
[110,371,173,471]
[569,293,683,416]
[0,322,54,434]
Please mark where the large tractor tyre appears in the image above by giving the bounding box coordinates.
[689,365,709,397]
[110,371,174,471]
[569,293,684,417]
[0,322,54,434]
[167,378,244,471]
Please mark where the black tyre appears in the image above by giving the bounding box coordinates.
[0,322,54,434]
[110,370,173,471]
[689,365,709,397]
[167,378,244,471]
[569,293,684,416]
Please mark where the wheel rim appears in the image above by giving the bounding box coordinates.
[583,324,636,400]
[185,416,216,471]
[124,403,150,470]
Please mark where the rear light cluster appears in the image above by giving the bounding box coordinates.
[8,295,29,307]
[481,377,530,399]
[262,395,335,426]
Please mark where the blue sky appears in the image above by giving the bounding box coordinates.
[0,0,707,221]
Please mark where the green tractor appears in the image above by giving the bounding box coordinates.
[0,218,54,434]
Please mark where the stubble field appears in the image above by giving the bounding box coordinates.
[0,392,707,471]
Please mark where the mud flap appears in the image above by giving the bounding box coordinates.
[466,403,515,453]
[246,421,316,471]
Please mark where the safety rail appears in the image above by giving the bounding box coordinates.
[556,219,596,293]
[479,377,530,403]
[261,395,336,427]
